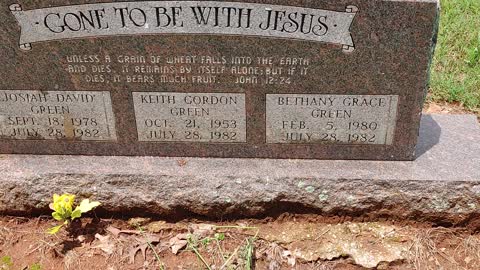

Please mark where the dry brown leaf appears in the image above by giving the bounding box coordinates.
[169,233,189,254]
[106,226,141,236]
[190,223,215,238]
[282,250,296,267]
[128,243,148,264]
[140,235,161,244]
[106,226,121,236]
[146,221,180,233]
[126,234,161,264]
[268,261,281,270]
[76,235,86,243]
[92,233,116,255]
[128,217,151,227]
[266,243,283,263]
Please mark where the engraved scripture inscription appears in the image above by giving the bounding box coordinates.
[133,92,246,142]
[0,90,117,141]
[266,94,398,144]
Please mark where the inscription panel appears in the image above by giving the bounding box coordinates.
[10,2,356,51]
[266,94,398,145]
[0,90,117,141]
[133,92,246,143]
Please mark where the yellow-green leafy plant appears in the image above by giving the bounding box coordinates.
[48,193,101,235]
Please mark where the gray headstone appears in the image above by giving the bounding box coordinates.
[0,0,440,160]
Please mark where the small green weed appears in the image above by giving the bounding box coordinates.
[241,229,259,270]
[0,256,41,270]
[178,225,259,269]
[28,263,42,270]
[466,46,479,67]
[200,232,225,246]
[0,256,13,269]
[187,233,214,270]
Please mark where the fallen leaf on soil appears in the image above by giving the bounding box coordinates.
[92,233,115,255]
[106,226,140,236]
[128,217,151,227]
[126,234,160,264]
[146,221,179,233]
[128,243,148,264]
[169,233,188,254]
[282,250,296,267]
[190,223,215,238]
[76,235,86,243]
[263,243,284,270]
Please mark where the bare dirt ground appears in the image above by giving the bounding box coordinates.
[424,101,479,119]
[1,214,480,270]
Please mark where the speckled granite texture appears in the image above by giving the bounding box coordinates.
[0,0,440,160]
[1,114,479,227]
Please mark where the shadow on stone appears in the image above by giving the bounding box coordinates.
[415,115,442,158]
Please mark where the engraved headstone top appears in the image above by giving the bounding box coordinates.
[0,0,439,160]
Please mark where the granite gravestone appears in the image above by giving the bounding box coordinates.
[0,0,439,160]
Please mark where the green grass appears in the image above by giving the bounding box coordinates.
[429,0,480,111]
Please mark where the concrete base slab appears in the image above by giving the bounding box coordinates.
[1,114,479,227]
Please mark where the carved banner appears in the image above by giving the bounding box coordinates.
[10,1,357,51]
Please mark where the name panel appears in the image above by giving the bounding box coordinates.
[266,94,398,145]
[0,90,117,141]
[133,92,246,143]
